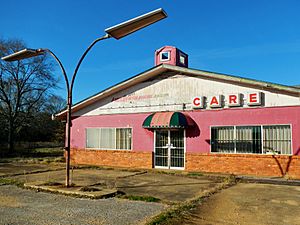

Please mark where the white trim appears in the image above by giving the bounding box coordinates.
[160,51,171,62]
[169,166,185,170]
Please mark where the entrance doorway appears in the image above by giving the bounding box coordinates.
[154,130,185,169]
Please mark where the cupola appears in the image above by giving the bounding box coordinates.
[155,46,188,68]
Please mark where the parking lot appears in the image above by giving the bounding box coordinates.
[0,185,165,225]
[1,162,300,225]
[0,162,224,224]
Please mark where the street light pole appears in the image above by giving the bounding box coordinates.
[65,34,111,187]
[1,8,167,187]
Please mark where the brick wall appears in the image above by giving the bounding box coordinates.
[70,149,300,179]
[70,148,153,169]
[186,153,300,179]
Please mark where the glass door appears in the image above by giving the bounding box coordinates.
[154,130,169,168]
[155,130,185,169]
[170,130,185,169]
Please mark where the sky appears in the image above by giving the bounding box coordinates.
[1,0,300,103]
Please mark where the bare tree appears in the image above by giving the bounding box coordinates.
[0,38,58,152]
[43,94,66,115]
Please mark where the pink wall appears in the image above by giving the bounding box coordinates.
[186,106,300,154]
[70,106,300,155]
[70,114,154,152]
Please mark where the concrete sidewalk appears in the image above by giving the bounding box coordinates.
[14,168,223,203]
[3,162,298,204]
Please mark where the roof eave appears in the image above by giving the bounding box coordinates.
[163,64,300,96]
[56,64,300,119]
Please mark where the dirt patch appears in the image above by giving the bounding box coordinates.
[171,183,300,225]
[0,195,21,208]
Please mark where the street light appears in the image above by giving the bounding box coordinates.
[2,8,167,187]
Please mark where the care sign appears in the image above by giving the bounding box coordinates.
[192,92,262,109]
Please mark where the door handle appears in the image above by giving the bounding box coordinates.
[165,144,174,148]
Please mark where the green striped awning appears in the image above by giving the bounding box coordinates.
[142,112,194,129]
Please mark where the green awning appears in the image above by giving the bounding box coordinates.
[142,112,194,129]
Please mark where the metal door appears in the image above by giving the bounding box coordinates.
[154,130,185,169]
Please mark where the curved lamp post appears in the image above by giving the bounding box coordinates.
[2,8,167,187]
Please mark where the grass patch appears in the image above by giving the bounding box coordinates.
[154,170,177,176]
[223,174,237,184]
[187,172,203,177]
[0,178,24,187]
[148,202,196,225]
[79,186,102,192]
[1,147,64,159]
[0,147,65,164]
[120,195,161,203]
[82,165,115,171]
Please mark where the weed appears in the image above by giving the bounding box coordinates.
[120,195,161,203]
[187,172,203,177]
[0,178,24,187]
[223,174,237,185]
[155,170,176,175]
[54,157,65,163]
[148,202,195,225]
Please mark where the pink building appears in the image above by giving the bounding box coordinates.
[58,46,300,178]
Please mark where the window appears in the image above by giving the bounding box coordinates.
[236,126,261,154]
[211,125,291,155]
[263,125,291,155]
[211,126,235,153]
[179,53,186,65]
[160,51,170,61]
[86,128,132,150]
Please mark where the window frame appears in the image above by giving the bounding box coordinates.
[179,52,186,65]
[210,124,292,155]
[85,127,133,151]
[160,51,171,62]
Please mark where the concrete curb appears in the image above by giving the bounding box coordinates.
[236,176,300,186]
[24,183,121,199]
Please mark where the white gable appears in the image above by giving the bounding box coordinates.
[73,73,300,116]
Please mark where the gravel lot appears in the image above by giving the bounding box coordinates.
[0,185,166,225]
